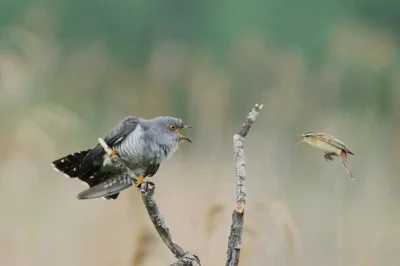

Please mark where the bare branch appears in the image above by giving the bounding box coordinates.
[140,185,188,259]
[169,254,201,266]
[225,103,263,266]
[98,138,200,266]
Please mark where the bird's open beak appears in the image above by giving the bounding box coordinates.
[176,126,193,143]
[298,136,305,144]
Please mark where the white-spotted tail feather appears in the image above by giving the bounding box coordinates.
[52,149,91,178]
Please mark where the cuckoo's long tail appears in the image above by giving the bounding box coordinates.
[52,149,91,178]
[52,149,122,200]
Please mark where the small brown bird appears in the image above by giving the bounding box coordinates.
[298,132,354,179]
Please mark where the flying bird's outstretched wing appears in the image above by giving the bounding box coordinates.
[316,132,354,155]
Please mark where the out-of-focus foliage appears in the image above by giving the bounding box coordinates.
[1,0,399,117]
[0,1,400,266]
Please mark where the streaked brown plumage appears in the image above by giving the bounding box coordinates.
[298,132,354,179]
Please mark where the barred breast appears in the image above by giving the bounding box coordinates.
[103,123,176,177]
[116,123,144,162]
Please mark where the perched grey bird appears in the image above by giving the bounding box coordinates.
[52,116,192,200]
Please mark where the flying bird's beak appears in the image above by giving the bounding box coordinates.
[298,136,306,144]
[176,126,192,143]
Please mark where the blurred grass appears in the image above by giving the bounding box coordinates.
[0,2,400,266]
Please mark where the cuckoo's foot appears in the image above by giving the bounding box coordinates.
[142,177,155,188]
[324,153,334,162]
[135,176,144,187]
[138,177,155,193]
[109,150,118,157]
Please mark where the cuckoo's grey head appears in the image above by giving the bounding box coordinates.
[148,116,192,144]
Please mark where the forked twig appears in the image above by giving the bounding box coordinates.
[225,103,263,266]
[98,138,200,266]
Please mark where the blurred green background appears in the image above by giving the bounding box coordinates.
[1,0,399,265]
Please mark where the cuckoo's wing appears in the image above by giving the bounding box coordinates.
[317,132,354,155]
[77,175,134,200]
[79,116,140,176]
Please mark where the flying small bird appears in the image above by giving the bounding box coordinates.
[298,132,354,179]
[52,116,192,200]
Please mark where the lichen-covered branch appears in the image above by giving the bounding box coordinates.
[98,138,200,266]
[225,103,263,266]
[140,185,189,259]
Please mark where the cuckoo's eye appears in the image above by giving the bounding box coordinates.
[169,124,177,131]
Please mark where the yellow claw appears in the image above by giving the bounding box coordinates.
[135,176,144,187]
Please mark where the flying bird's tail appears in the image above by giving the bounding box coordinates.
[52,149,92,178]
[340,151,354,180]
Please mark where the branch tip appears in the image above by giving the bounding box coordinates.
[98,138,112,155]
[226,103,263,266]
[255,103,263,110]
